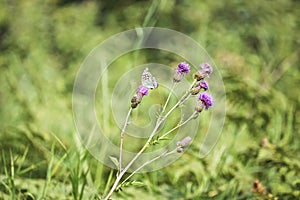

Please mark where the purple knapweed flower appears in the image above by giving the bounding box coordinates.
[198,92,214,110]
[174,62,190,82]
[137,85,149,96]
[177,62,190,74]
[131,86,149,108]
[200,63,213,76]
[194,63,213,81]
[191,81,209,95]
[198,81,209,91]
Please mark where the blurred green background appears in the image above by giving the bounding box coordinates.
[0,0,300,199]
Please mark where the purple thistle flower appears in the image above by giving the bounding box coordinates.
[137,85,149,96]
[174,62,190,82]
[191,81,209,95]
[198,92,214,110]
[194,63,213,81]
[200,63,213,77]
[177,62,190,74]
[131,86,149,108]
[198,81,209,91]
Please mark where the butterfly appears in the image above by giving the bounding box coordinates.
[141,68,158,89]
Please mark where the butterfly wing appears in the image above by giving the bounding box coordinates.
[151,76,158,89]
[142,68,158,89]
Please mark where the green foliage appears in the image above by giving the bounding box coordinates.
[1,0,300,199]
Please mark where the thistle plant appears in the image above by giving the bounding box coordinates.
[103,62,214,200]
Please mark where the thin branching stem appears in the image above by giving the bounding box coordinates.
[161,83,176,114]
[155,79,197,129]
[119,107,133,172]
[159,111,197,140]
[119,149,177,188]
[104,80,198,200]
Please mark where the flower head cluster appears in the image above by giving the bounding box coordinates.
[194,63,213,81]
[192,63,214,113]
[173,62,190,82]
[107,61,216,199]
[131,86,149,108]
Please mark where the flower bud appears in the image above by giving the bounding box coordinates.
[194,63,213,80]
[173,71,184,82]
[130,85,150,109]
[195,101,205,113]
[176,136,192,153]
[193,71,205,81]
[191,86,201,95]
[191,81,209,95]
[176,147,184,153]
[131,103,138,109]
[131,93,143,108]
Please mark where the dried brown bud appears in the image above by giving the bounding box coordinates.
[191,86,201,95]
[131,102,138,108]
[193,71,205,81]
[131,93,143,108]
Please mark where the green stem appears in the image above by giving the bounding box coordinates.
[119,108,133,172]
[104,80,197,200]
[159,111,197,140]
[161,83,176,114]
[119,149,177,188]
